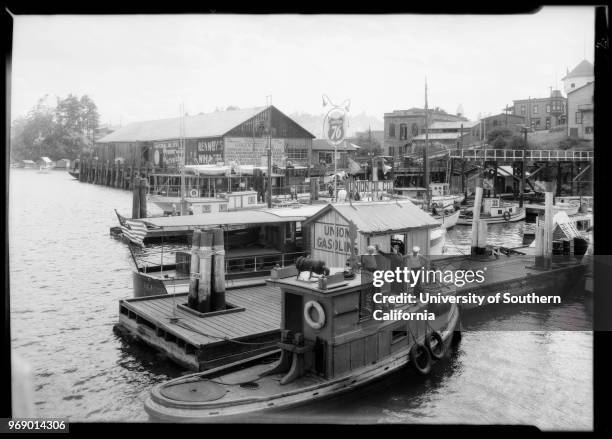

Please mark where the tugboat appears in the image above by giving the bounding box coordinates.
[144,254,461,421]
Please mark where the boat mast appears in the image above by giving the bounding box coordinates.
[424,78,430,210]
[180,103,186,215]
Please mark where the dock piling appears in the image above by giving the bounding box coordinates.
[470,186,483,255]
[139,177,149,219]
[187,230,202,309]
[197,230,213,313]
[132,177,141,219]
[211,228,226,311]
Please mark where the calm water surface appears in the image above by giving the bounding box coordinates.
[9,170,592,429]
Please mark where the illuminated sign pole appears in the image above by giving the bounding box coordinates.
[323,95,350,202]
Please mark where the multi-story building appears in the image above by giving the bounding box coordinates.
[411,120,480,151]
[567,81,594,140]
[384,108,467,158]
[481,113,526,135]
[562,60,594,96]
[512,89,566,131]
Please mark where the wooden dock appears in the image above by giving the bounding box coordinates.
[115,284,281,371]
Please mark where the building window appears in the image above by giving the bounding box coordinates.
[389,146,395,157]
[286,147,308,163]
[575,112,582,124]
[585,126,593,134]
[533,105,538,114]
[318,151,333,164]
[389,123,396,137]
[399,123,407,140]
[534,119,541,128]
[546,104,551,113]
[520,105,525,115]
[546,118,551,129]
[411,123,419,136]
[571,83,575,89]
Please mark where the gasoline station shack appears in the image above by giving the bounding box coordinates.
[302,201,440,268]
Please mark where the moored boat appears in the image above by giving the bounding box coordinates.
[144,264,461,421]
[457,197,525,225]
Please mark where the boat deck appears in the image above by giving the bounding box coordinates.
[116,284,281,371]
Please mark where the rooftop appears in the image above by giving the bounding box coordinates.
[562,60,594,80]
[303,201,440,234]
[429,120,479,130]
[312,139,360,151]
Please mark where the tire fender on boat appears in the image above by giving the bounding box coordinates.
[409,343,432,375]
[304,301,326,330]
[425,331,445,360]
[503,211,511,221]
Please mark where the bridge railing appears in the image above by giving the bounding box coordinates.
[447,149,592,161]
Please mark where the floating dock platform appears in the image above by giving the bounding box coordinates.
[116,248,589,372]
[115,284,281,371]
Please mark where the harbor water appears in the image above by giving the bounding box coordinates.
[9,170,592,429]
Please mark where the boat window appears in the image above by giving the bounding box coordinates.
[391,330,408,344]
[201,205,211,213]
[248,196,256,204]
[358,283,375,321]
[498,209,502,214]
[219,204,228,212]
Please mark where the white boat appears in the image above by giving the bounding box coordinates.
[429,226,447,255]
[395,183,464,208]
[148,190,266,215]
[432,208,460,230]
[457,197,525,225]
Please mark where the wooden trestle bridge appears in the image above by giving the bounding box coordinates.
[393,148,593,197]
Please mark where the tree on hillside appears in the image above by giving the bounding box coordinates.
[10,94,100,162]
[486,128,526,150]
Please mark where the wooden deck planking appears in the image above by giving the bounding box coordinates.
[121,284,281,347]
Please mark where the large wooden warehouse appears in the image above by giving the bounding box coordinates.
[94,106,316,170]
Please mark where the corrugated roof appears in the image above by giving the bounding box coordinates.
[303,201,440,234]
[562,60,594,80]
[264,204,327,218]
[312,139,360,151]
[412,132,462,140]
[142,209,310,229]
[429,121,479,130]
[97,107,267,143]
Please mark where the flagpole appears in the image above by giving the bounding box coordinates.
[424,77,430,211]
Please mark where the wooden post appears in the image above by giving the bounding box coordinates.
[211,228,226,311]
[543,190,553,269]
[461,160,466,198]
[139,177,148,219]
[197,230,213,313]
[132,177,141,219]
[476,219,488,254]
[470,186,483,255]
[187,230,202,310]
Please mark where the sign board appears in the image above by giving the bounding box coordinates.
[322,97,350,147]
[313,222,353,255]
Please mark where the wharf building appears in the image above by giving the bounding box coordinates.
[567,81,594,140]
[88,106,317,193]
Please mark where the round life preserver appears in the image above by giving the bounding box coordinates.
[425,331,445,360]
[503,211,511,222]
[304,301,326,330]
[189,188,199,198]
[409,343,432,375]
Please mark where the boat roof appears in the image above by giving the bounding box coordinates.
[142,207,316,228]
[40,157,53,163]
[303,201,440,234]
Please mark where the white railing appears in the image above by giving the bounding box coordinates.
[448,149,593,161]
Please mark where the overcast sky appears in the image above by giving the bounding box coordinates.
[10,7,595,126]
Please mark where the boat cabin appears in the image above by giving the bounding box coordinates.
[481,197,518,218]
[269,265,452,381]
[302,201,440,266]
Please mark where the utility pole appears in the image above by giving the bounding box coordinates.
[424,78,430,210]
[267,130,272,208]
[519,125,528,207]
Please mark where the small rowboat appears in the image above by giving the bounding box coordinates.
[457,197,525,225]
[145,270,461,421]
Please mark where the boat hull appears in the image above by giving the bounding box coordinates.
[457,208,526,225]
[434,209,460,230]
[144,305,460,422]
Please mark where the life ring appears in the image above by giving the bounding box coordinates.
[409,343,432,375]
[304,301,325,330]
[503,211,511,222]
[425,331,445,360]
[189,188,199,198]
